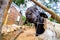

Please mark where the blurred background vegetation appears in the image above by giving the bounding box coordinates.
[13,0,25,6]
[12,0,60,25]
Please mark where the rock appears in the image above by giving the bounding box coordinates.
[1,24,22,35]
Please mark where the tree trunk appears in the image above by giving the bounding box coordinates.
[2,0,12,25]
[0,0,12,39]
[31,0,60,22]
[0,0,11,40]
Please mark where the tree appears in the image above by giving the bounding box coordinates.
[2,0,12,25]
[13,0,25,6]
[0,0,12,39]
[31,0,60,23]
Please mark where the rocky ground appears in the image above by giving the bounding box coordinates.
[1,19,60,40]
[2,26,39,40]
[16,27,38,40]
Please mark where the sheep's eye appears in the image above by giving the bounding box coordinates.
[29,13,32,15]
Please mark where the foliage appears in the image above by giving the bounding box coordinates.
[22,16,26,22]
[55,20,60,24]
[49,0,59,3]
[43,0,60,23]
[13,0,25,6]
[56,21,60,24]
[25,23,33,26]
[48,17,60,24]
[12,0,60,23]
[22,16,33,26]
[48,17,54,21]
[43,0,59,12]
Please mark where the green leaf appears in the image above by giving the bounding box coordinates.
[13,0,25,6]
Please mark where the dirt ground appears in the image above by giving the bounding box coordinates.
[2,26,39,40]
[16,27,38,40]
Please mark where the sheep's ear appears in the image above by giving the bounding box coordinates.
[39,12,48,18]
